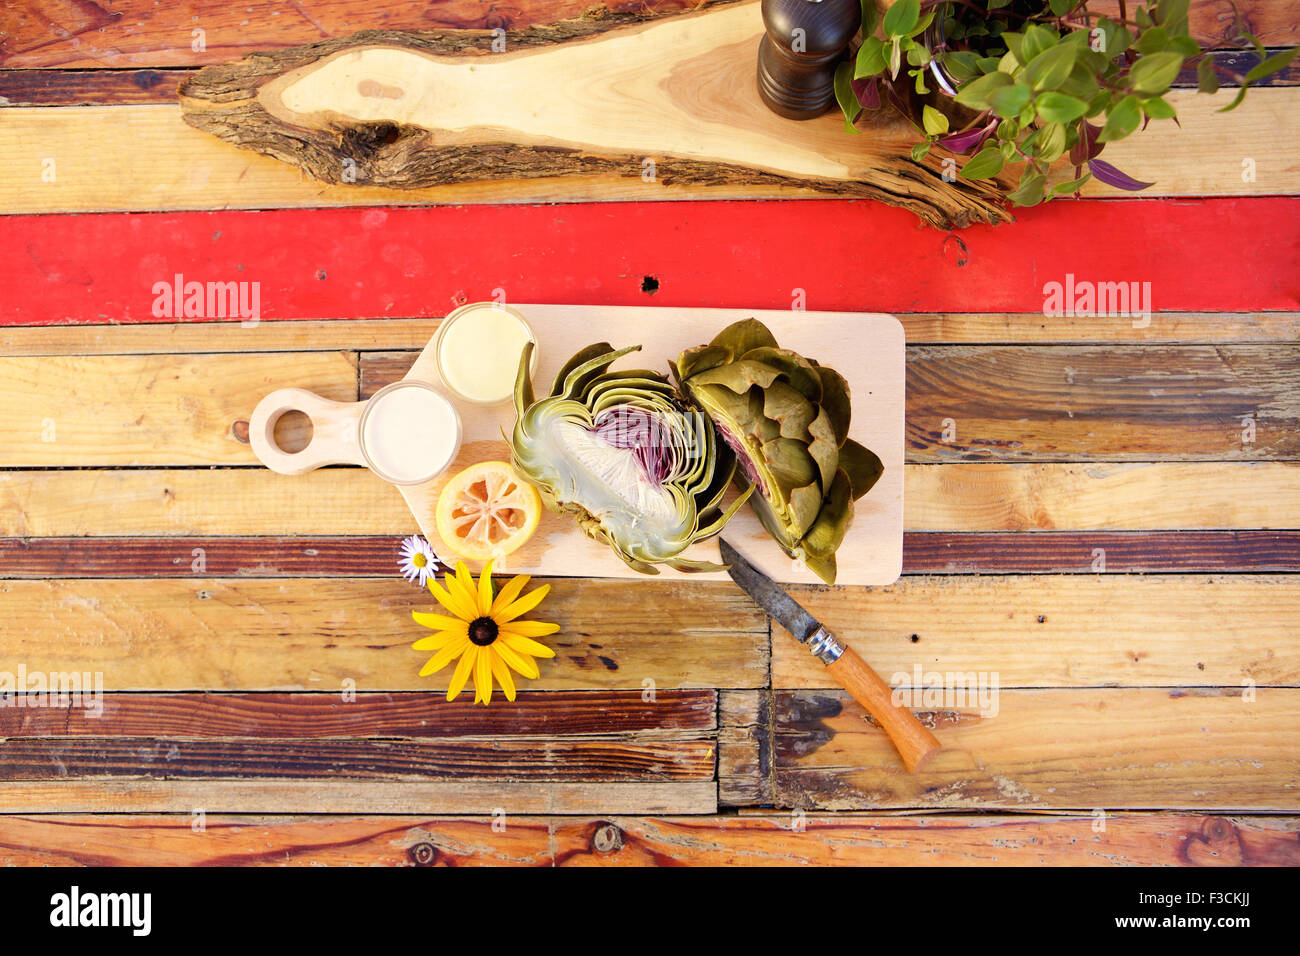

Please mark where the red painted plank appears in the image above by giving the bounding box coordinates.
[2,198,1297,324]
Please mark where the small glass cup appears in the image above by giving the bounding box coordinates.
[358,380,463,486]
[433,302,538,406]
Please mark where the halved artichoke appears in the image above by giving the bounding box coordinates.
[511,341,752,574]
[672,318,883,584]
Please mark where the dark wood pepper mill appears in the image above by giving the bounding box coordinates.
[757,0,863,120]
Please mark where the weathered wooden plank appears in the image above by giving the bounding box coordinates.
[0,0,716,68]
[555,812,1300,865]
[772,574,1300,689]
[0,578,769,690]
[0,68,190,105]
[364,345,1300,461]
[0,735,715,781]
[1,812,1295,866]
[3,0,1289,69]
[1,575,1292,690]
[773,688,1300,811]
[0,352,357,465]
[1,92,1296,215]
[0,468,408,536]
[900,531,1300,573]
[0,779,718,814]
[7,531,1298,578]
[2,462,1295,537]
[905,345,1300,461]
[5,345,1293,467]
[0,318,441,355]
[7,44,1299,106]
[905,462,1300,531]
[718,690,771,807]
[0,690,715,737]
[2,314,1299,356]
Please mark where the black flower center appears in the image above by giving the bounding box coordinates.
[468,616,499,646]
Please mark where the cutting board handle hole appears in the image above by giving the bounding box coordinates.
[271,409,314,455]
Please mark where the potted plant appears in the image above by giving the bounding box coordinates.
[835,0,1298,206]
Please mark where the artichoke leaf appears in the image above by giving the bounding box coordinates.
[800,469,855,560]
[711,317,780,358]
[743,347,823,403]
[549,342,617,397]
[839,439,884,501]
[813,365,853,447]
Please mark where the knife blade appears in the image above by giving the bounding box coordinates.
[719,538,942,774]
[718,539,820,643]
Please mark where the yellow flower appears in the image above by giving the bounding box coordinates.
[411,560,558,704]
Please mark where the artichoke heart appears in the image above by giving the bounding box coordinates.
[511,341,752,574]
[673,318,884,584]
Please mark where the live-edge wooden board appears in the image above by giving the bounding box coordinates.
[269,304,905,586]
[177,0,1008,228]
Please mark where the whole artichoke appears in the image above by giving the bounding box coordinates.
[672,318,883,584]
[511,341,752,574]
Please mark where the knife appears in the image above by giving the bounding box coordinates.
[719,539,942,774]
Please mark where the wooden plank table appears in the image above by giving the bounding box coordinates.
[0,0,1297,866]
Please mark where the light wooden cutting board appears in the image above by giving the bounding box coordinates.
[395,304,904,586]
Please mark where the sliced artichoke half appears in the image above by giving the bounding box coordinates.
[511,341,753,574]
[673,318,883,584]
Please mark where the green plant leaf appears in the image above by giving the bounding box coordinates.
[861,0,880,38]
[1141,95,1177,119]
[1217,85,1249,112]
[1097,94,1142,142]
[1036,91,1089,123]
[1001,31,1024,65]
[1054,172,1092,194]
[1006,169,1047,206]
[961,145,1005,180]
[1246,46,1300,83]
[911,141,931,162]
[954,69,1013,109]
[890,38,902,78]
[1196,55,1220,94]
[833,62,861,134]
[1127,51,1184,95]
[909,11,935,38]
[986,0,1012,8]
[1135,26,1169,55]
[882,0,919,38]
[855,36,887,78]
[1024,43,1078,91]
[1048,0,1073,15]
[989,82,1033,118]
[922,104,949,136]
[1156,0,1191,35]
[1021,24,1059,64]
[1036,122,1067,163]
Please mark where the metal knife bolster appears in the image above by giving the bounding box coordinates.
[805,625,845,665]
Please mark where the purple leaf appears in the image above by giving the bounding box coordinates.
[937,122,994,155]
[1088,159,1155,191]
[1069,121,1103,165]
[852,76,881,110]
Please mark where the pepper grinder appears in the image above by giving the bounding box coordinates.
[757,0,863,120]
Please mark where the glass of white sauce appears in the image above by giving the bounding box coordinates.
[434,302,538,406]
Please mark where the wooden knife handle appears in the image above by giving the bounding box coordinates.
[821,638,942,773]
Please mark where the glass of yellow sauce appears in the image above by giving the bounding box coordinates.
[434,302,538,406]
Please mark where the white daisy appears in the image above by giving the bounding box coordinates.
[397,535,438,585]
